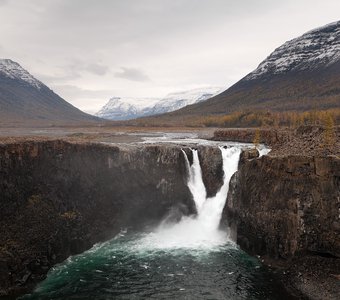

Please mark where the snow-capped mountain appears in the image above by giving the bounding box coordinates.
[0,59,98,125]
[146,87,222,115]
[245,20,340,80]
[96,97,161,120]
[97,97,138,120]
[0,59,43,89]
[96,87,222,120]
[162,20,340,118]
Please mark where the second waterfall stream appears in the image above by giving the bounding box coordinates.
[139,146,241,249]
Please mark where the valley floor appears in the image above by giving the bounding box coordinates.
[1,124,339,157]
[0,126,216,144]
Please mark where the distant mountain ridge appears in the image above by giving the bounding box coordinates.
[149,20,340,123]
[0,59,99,126]
[96,87,222,120]
[245,21,340,81]
[0,59,43,89]
[96,97,161,120]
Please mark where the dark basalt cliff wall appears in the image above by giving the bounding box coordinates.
[224,153,340,299]
[225,154,340,258]
[3,138,339,298]
[0,140,223,297]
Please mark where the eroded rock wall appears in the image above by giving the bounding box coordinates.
[224,153,340,259]
[0,140,223,296]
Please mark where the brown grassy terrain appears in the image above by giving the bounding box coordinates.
[214,125,340,157]
[0,126,217,145]
[152,64,340,118]
[129,108,340,128]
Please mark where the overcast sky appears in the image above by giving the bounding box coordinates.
[0,0,339,114]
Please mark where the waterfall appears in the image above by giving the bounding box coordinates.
[139,146,241,249]
[183,147,241,230]
[181,149,207,214]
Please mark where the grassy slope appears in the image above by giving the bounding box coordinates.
[129,63,340,127]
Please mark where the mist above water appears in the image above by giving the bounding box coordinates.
[136,146,241,250]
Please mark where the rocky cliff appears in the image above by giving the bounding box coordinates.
[0,140,224,297]
[225,154,340,258]
[1,137,339,299]
[224,151,340,299]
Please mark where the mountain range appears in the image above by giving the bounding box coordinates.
[96,87,222,120]
[0,21,339,127]
[141,20,340,124]
[0,59,98,126]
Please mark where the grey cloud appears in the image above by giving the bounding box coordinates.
[35,61,109,85]
[85,63,109,76]
[115,67,150,82]
[52,85,114,99]
[67,61,110,77]
[0,0,8,6]
[35,71,81,85]
[31,0,282,52]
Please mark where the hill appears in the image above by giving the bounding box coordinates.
[137,21,340,126]
[0,59,100,126]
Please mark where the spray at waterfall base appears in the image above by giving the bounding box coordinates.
[137,146,241,250]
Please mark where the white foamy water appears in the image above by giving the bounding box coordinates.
[137,146,241,250]
[182,149,207,213]
[197,147,241,231]
[258,147,271,157]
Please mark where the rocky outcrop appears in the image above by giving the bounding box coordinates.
[213,128,284,145]
[213,126,340,157]
[197,146,223,197]
[0,140,223,297]
[225,152,340,258]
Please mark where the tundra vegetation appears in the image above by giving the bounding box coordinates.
[130,108,340,129]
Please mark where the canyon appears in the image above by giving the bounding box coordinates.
[0,139,224,297]
[0,131,339,299]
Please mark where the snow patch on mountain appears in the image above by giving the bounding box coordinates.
[147,87,222,115]
[245,21,340,80]
[0,59,43,89]
[96,87,223,120]
[96,97,161,120]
